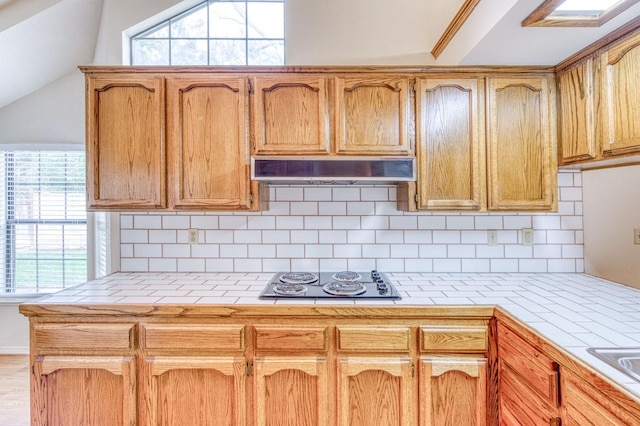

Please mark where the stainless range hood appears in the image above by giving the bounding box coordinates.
[251,156,416,185]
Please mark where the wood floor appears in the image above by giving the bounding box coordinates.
[0,355,30,426]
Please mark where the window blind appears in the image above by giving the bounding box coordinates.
[0,150,87,294]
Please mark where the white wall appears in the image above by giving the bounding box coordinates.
[0,304,29,354]
[583,165,640,288]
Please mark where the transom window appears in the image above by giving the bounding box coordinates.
[131,0,285,65]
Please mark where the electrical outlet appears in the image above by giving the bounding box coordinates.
[487,230,498,246]
[188,228,199,245]
[522,228,534,246]
[635,228,640,245]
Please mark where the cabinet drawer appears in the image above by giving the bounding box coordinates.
[336,326,411,352]
[500,364,560,426]
[144,324,245,350]
[498,323,559,406]
[254,325,327,351]
[420,324,488,352]
[34,323,135,351]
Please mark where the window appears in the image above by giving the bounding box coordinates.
[0,150,87,294]
[131,0,285,65]
[523,0,640,27]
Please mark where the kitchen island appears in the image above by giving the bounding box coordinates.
[20,272,640,425]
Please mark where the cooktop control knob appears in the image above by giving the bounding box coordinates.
[371,270,380,280]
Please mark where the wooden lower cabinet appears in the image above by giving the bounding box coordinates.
[337,356,416,426]
[140,356,247,426]
[420,356,486,426]
[32,355,136,425]
[254,356,330,426]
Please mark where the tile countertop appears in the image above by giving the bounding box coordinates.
[21,271,640,398]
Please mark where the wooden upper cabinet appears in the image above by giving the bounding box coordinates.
[415,78,485,210]
[86,75,166,210]
[335,76,412,155]
[558,58,598,163]
[599,30,640,156]
[251,75,331,155]
[167,76,254,210]
[486,77,557,211]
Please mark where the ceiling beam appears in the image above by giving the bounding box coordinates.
[431,0,482,59]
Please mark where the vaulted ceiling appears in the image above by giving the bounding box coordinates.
[0,0,639,110]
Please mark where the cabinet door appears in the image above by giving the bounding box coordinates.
[251,75,331,155]
[335,76,412,155]
[167,76,255,210]
[141,356,247,426]
[419,356,486,426]
[600,31,640,156]
[415,78,485,210]
[337,356,416,426]
[558,58,598,163]
[486,77,557,211]
[32,355,136,426]
[254,356,330,426]
[86,75,166,210]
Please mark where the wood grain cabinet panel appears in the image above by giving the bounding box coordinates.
[335,76,412,155]
[420,324,488,353]
[558,58,598,163]
[143,324,245,351]
[141,356,247,426]
[337,356,416,426]
[599,30,640,156]
[251,75,331,155]
[336,325,411,352]
[500,364,560,426]
[254,356,330,426]
[254,325,328,351]
[32,355,136,426]
[497,323,560,406]
[414,78,485,210]
[486,77,557,211]
[85,74,166,210]
[167,76,255,210]
[419,356,486,426]
[33,323,135,352]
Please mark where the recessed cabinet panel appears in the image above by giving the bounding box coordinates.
[558,58,598,163]
[86,75,166,209]
[487,77,556,211]
[167,77,253,210]
[254,357,330,426]
[336,326,411,352]
[252,75,331,155]
[337,357,416,426]
[143,324,245,351]
[33,355,136,425]
[600,31,640,156]
[335,76,412,155]
[416,78,485,210]
[254,325,328,351]
[420,357,487,426]
[34,323,135,352]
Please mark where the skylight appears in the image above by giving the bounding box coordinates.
[522,0,639,27]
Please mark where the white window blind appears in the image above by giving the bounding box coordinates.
[0,150,87,294]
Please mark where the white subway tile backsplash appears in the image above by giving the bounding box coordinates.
[290,202,318,215]
[163,216,190,229]
[149,230,176,244]
[319,230,347,244]
[121,176,585,273]
[134,215,162,229]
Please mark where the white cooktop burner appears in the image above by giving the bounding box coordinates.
[323,281,367,296]
[331,271,362,282]
[279,272,319,285]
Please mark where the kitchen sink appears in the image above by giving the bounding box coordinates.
[587,347,640,382]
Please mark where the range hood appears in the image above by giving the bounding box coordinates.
[251,156,416,184]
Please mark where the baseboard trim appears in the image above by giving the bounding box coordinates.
[0,346,29,355]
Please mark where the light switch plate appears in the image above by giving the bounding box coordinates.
[635,228,640,245]
[522,228,534,246]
